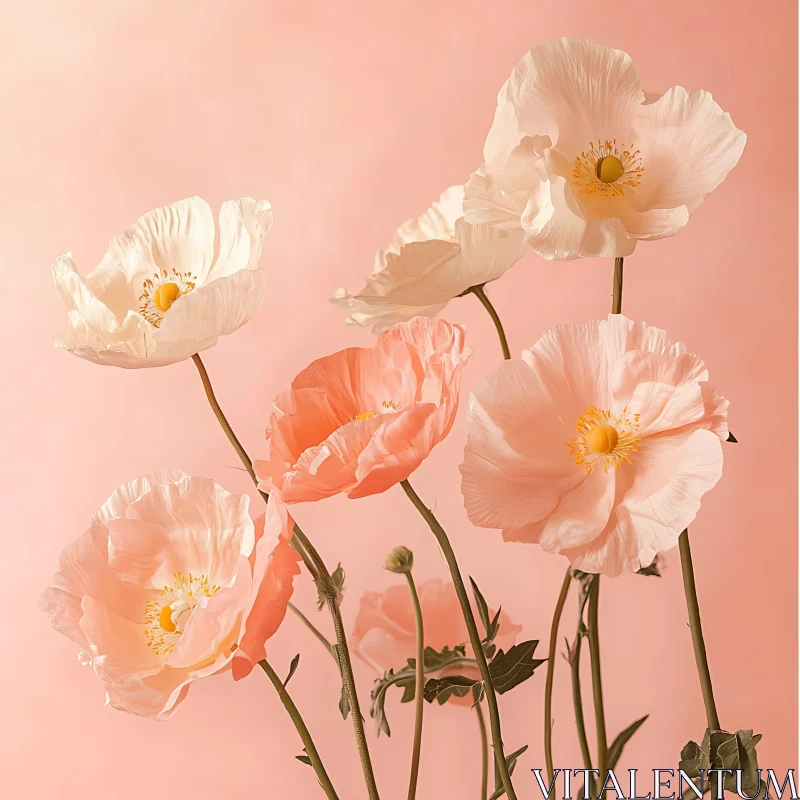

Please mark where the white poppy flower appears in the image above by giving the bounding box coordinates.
[53,197,272,368]
[331,186,526,331]
[464,38,746,260]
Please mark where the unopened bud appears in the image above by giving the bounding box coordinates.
[385,546,414,574]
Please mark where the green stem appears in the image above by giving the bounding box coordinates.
[289,602,336,662]
[570,621,593,775]
[400,479,517,800]
[612,258,624,315]
[469,284,511,360]
[544,569,572,784]
[475,701,489,800]
[587,576,608,785]
[192,353,378,798]
[678,529,721,731]
[259,659,339,799]
[405,571,425,800]
[192,353,319,578]
[292,524,381,800]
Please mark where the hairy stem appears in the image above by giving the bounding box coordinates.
[191,353,378,798]
[469,284,511,360]
[400,479,517,800]
[678,529,721,731]
[405,571,425,800]
[544,569,572,784]
[292,524,380,800]
[476,701,489,800]
[259,659,339,799]
[587,576,608,785]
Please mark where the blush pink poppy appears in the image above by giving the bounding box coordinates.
[460,315,729,577]
[39,471,300,720]
[352,578,521,707]
[255,317,471,502]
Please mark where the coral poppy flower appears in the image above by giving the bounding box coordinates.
[255,317,470,502]
[331,186,526,330]
[460,315,729,576]
[464,38,746,260]
[352,578,521,707]
[52,197,273,368]
[39,472,299,719]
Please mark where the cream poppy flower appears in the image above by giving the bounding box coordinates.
[464,38,746,260]
[53,197,273,367]
[331,186,526,331]
[39,471,300,720]
[460,315,729,576]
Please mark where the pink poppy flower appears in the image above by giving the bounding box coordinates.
[464,38,746,260]
[460,315,729,576]
[53,197,273,368]
[352,578,521,707]
[39,472,300,720]
[330,186,526,331]
[255,317,470,502]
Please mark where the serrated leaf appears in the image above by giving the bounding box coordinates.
[283,653,300,688]
[488,640,546,694]
[489,744,529,799]
[423,675,478,703]
[608,715,648,769]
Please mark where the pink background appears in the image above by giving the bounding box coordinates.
[1,1,796,797]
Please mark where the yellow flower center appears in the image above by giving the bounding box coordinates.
[568,406,640,473]
[573,140,644,197]
[586,424,619,454]
[144,572,219,656]
[595,155,624,184]
[351,401,398,423]
[354,411,377,421]
[139,270,197,327]
[153,282,181,312]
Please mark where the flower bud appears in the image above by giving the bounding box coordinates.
[384,546,414,574]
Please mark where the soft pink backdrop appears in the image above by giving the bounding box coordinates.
[1,1,796,796]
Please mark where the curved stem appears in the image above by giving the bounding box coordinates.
[469,284,511,360]
[289,602,336,662]
[612,258,624,315]
[678,529,721,731]
[191,354,378,798]
[192,354,267,499]
[587,577,608,785]
[292,524,381,800]
[259,659,339,799]
[545,569,572,784]
[400,479,518,800]
[405,571,425,800]
[475,701,489,800]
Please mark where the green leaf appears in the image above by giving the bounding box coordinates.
[423,675,477,704]
[608,715,648,769]
[296,748,312,767]
[679,728,762,797]
[283,654,300,688]
[470,577,493,640]
[317,563,346,610]
[489,744,529,799]
[636,558,663,578]
[488,640,546,694]
[727,432,738,443]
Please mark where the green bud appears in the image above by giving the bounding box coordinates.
[384,546,414,574]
